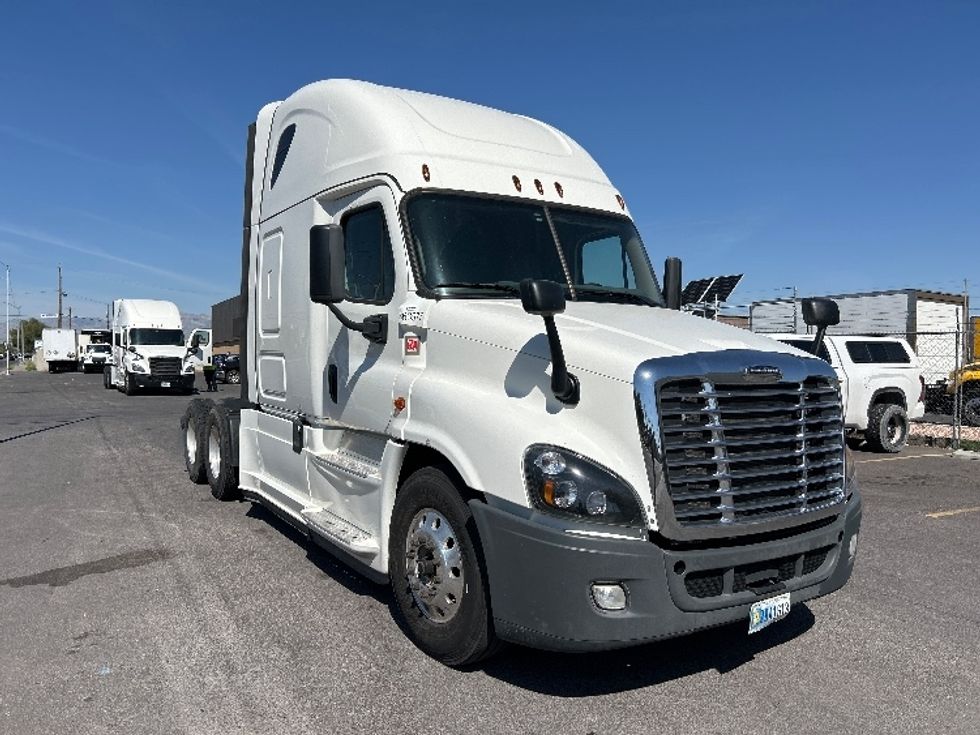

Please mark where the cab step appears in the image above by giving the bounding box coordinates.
[301,507,379,557]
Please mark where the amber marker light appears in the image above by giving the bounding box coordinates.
[512,175,522,192]
[615,194,626,210]
[393,396,407,412]
[422,163,430,182]
[542,478,556,506]
[534,178,544,194]
[554,181,564,197]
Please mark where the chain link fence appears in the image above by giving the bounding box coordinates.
[909,330,978,448]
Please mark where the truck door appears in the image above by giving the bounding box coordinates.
[322,187,402,432]
[184,329,212,369]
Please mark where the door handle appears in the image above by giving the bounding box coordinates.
[328,363,338,403]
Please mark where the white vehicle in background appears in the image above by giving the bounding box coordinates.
[183,328,213,372]
[80,343,112,373]
[41,328,78,372]
[106,299,196,395]
[768,334,925,452]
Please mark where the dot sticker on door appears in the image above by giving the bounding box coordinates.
[404,335,421,356]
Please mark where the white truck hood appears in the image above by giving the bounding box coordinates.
[426,300,792,383]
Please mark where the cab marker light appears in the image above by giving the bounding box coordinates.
[512,175,522,192]
[534,178,544,195]
[554,181,564,197]
[422,163,430,182]
[615,194,626,210]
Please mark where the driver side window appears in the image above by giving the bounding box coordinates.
[342,205,396,304]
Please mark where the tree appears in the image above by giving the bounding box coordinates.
[10,317,45,354]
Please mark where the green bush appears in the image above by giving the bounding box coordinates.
[25,361,37,372]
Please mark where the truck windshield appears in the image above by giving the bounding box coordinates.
[130,329,185,346]
[89,344,111,353]
[406,194,664,305]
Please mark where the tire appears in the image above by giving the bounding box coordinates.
[388,467,497,667]
[205,404,240,501]
[103,367,112,389]
[964,386,980,427]
[865,403,908,453]
[180,399,212,484]
[845,434,864,450]
[226,369,240,385]
[123,371,136,396]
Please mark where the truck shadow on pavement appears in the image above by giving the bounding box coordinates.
[479,606,815,695]
[243,503,389,603]
[242,502,816,695]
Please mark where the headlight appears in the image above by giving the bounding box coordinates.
[523,445,645,527]
[131,363,147,373]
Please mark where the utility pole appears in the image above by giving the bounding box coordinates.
[57,264,63,329]
[3,261,9,376]
[68,306,72,330]
[106,303,110,329]
[792,285,799,333]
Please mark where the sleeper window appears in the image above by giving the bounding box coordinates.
[270,124,296,189]
[342,206,396,303]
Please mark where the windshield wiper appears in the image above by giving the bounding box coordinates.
[574,286,659,307]
[430,281,520,294]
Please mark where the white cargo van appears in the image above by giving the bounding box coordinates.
[179,80,861,665]
[106,299,195,394]
[41,328,77,372]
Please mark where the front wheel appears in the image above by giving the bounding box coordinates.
[123,371,136,396]
[865,403,908,453]
[388,467,497,667]
[103,367,112,389]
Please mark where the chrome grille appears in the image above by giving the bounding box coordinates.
[149,357,182,377]
[657,377,845,527]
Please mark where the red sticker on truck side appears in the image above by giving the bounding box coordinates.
[404,336,421,355]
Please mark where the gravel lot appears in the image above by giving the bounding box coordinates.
[1,371,978,734]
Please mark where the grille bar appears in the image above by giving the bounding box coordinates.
[657,376,846,528]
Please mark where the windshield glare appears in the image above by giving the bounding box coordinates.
[88,344,110,353]
[406,194,664,305]
[129,328,184,346]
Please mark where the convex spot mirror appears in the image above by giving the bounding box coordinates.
[801,298,840,328]
[310,224,346,304]
[127,345,136,353]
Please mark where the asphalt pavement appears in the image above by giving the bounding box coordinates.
[1,371,978,734]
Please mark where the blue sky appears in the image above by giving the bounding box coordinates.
[1,0,978,326]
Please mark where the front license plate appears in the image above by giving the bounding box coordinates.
[748,592,791,634]
[161,381,171,388]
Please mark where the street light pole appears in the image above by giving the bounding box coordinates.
[2,261,9,376]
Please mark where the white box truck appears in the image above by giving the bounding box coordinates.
[179,80,861,665]
[106,299,196,394]
[41,328,77,372]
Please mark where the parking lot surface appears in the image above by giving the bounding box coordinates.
[1,372,978,734]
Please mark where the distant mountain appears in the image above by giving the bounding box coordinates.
[181,312,211,330]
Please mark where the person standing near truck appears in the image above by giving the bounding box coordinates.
[203,358,217,392]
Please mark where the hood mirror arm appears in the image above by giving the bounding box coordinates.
[801,297,841,356]
[519,279,580,406]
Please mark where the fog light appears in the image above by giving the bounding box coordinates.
[591,583,627,611]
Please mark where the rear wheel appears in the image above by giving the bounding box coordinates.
[226,369,240,385]
[865,403,908,453]
[963,385,980,427]
[180,400,212,484]
[389,467,497,667]
[103,367,112,389]
[205,404,240,501]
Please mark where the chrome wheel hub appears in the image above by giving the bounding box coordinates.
[404,508,464,624]
[186,422,197,464]
[208,431,221,479]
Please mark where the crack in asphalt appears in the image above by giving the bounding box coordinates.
[0,548,175,588]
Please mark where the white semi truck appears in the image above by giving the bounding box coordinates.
[179,80,861,665]
[106,299,196,394]
[41,328,78,372]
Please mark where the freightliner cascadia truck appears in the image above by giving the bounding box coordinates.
[179,80,861,666]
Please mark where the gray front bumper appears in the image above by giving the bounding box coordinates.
[470,487,861,652]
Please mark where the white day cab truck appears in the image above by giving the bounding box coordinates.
[179,80,862,666]
[41,328,78,372]
[106,299,206,395]
[768,334,925,452]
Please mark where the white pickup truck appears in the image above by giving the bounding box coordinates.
[768,334,924,452]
